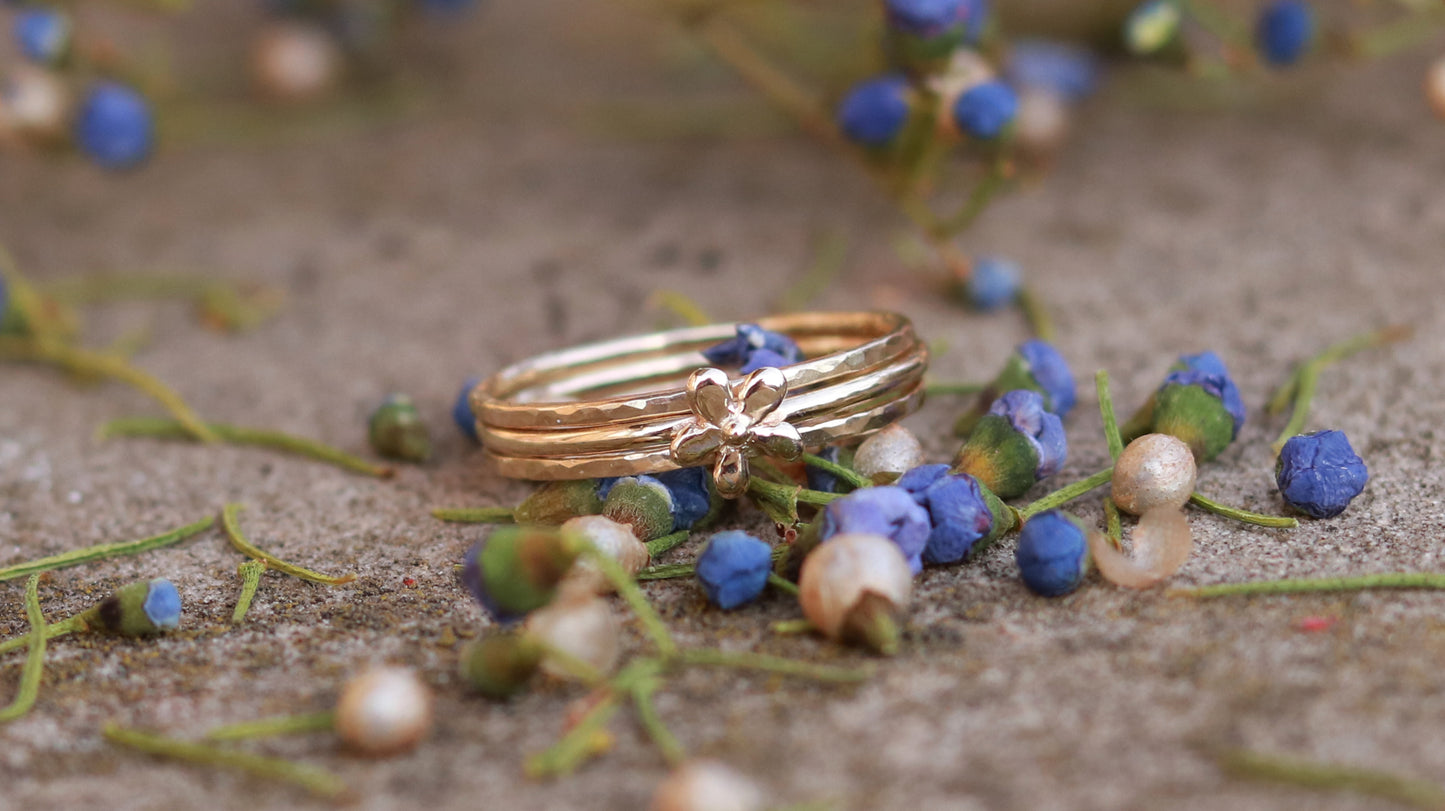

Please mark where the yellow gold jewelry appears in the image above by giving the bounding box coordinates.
[470,312,928,497]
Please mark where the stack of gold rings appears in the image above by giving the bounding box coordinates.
[469,312,929,498]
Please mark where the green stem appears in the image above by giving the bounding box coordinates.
[935,157,1011,238]
[1178,0,1253,53]
[645,530,691,559]
[0,515,215,583]
[430,507,516,524]
[1346,7,1445,60]
[1218,748,1445,810]
[679,647,872,683]
[103,724,350,801]
[771,618,816,635]
[647,290,712,327]
[0,575,47,723]
[1103,498,1123,551]
[636,562,697,581]
[924,380,985,397]
[101,417,393,478]
[1173,572,1445,599]
[0,339,217,442]
[631,677,687,767]
[767,572,800,597]
[231,560,266,624]
[583,546,676,658]
[524,691,623,778]
[203,711,336,741]
[800,453,871,491]
[1097,370,1123,462]
[0,616,86,657]
[222,504,356,586]
[533,639,607,687]
[1270,325,1412,453]
[1016,286,1055,343]
[1018,467,1114,519]
[1189,493,1298,528]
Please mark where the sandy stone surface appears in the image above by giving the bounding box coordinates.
[1,3,1444,809]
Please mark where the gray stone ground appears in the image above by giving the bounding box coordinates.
[2,3,1444,809]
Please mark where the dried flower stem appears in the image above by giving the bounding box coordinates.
[231,560,266,624]
[645,530,692,559]
[636,562,697,581]
[1217,748,1445,809]
[204,711,336,742]
[679,647,871,683]
[585,546,676,657]
[221,504,356,586]
[0,575,47,723]
[104,724,350,801]
[1173,571,1445,599]
[0,515,215,583]
[525,690,623,778]
[771,618,816,635]
[1018,467,1114,520]
[1269,325,1412,453]
[430,507,516,524]
[1188,492,1297,528]
[767,572,800,597]
[0,339,217,442]
[102,417,393,478]
[631,676,686,766]
[800,453,871,491]
[647,290,712,327]
[0,616,87,657]
[1103,498,1123,550]
[1096,370,1124,462]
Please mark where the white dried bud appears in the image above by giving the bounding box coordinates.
[559,515,650,595]
[851,424,925,483]
[251,22,341,103]
[650,760,765,811]
[1112,433,1197,515]
[335,667,433,756]
[524,592,620,680]
[0,67,70,145]
[798,533,912,641]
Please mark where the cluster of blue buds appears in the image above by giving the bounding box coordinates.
[896,464,1015,564]
[954,389,1068,499]
[1276,430,1369,519]
[702,323,803,373]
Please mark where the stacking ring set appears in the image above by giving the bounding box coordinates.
[469,312,929,498]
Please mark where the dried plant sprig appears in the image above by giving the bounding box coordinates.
[103,724,351,801]
[102,417,393,478]
[0,515,215,583]
[221,504,356,586]
[0,575,48,723]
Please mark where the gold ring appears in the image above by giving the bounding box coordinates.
[470,312,929,498]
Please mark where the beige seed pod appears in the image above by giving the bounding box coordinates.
[1014,87,1070,159]
[1087,508,1193,589]
[559,515,650,595]
[0,66,70,146]
[1112,433,1197,515]
[851,424,925,484]
[650,759,766,811]
[335,667,433,757]
[251,22,341,103]
[927,48,996,112]
[799,533,912,651]
[524,592,621,680]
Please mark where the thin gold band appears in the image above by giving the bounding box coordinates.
[470,312,928,496]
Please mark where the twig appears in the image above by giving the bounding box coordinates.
[0,575,47,723]
[0,515,215,583]
[101,417,393,478]
[221,504,356,586]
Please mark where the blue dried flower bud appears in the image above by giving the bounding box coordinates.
[696,531,772,610]
[515,480,604,525]
[899,466,1016,564]
[1256,0,1313,68]
[1152,351,1245,462]
[1123,0,1181,56]
[951,80,1017,140]
[367,393,432,462]
[954,339,1076,437]
[602,475,675,542]
[461,526,581,623]
[1015,510,1090,597]
[703,323,803,370]
[959,256,1020,311]
[1005,39,1099,103]
[14,9,70,66]
[885,0,969,36]
[74,81,154,171]
[954,389,1067,499]
[452,375,482,442]
[1276,430,1368,519]
[599,467,716,531]
[740,347,793,375]
[80,577,182,636]
[819,485,930,575]
[884,0,989,75]
[837,74,913,149]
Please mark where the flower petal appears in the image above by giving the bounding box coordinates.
[737,366,788,423]
[687,367,734,426]
[748,421,803,461]
[671,422,722,466]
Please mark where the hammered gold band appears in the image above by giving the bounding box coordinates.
[470,312,928,496]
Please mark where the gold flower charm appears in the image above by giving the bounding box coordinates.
[670,366,803,498]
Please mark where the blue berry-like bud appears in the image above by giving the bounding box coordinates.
[1123,0,1182,56]
[1005,39,1099,103]
[1018,339,1076,417]
[142,579,182,630]
[1015,510,1090,597]
[884,0,968,36]
[1151,350,1245,461]
[14,9,70,66]
[740,347,793,374]
[1276,430,1368,519]
[819,485,930,575]
[696,531,772,610]
[451,375,482,442]
[961,256,1020,310]
[951,80,1017,140]
[954,389,1068,499]
[1256,0,1313,68]
[74,82,154,171]
[837,74,913,148]
[905,468,1016,564]
[461,527,581,623]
